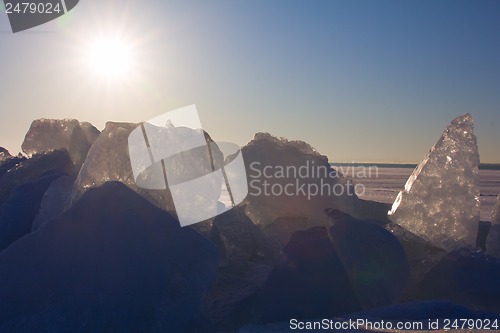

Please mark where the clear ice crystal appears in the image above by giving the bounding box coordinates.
[388,113,480,251]
[21,119,100,169]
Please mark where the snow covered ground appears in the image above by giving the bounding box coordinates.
[333,166,500,222]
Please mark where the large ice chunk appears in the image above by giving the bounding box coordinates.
[21,119,100,169]
[418,248,500,313]
[0,172,63,252]
[71,122,169,210]
[241,133,361,228]
[388,114,480,251]
[71,122,224,216]
[0,182,218,331]
[326,209,410,309]
[254,226,361,322]
[0,149,73,205]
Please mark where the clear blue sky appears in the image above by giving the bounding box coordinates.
[0,0,499,163]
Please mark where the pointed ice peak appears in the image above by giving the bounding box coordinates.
[389,113,480,251]
[451,113,473,127]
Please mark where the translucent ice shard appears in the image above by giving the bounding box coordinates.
[388,113,480,251]
[21,119,100,169]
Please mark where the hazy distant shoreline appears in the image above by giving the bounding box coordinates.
[332,163,500,170]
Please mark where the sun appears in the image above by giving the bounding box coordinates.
[86,37,133,79]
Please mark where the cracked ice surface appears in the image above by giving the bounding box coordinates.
[388,113,480,251]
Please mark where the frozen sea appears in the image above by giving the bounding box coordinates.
[332,164,500,222]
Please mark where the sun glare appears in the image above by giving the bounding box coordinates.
[86,37,133,79]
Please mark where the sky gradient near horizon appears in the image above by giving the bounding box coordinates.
[0,0,499,163]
